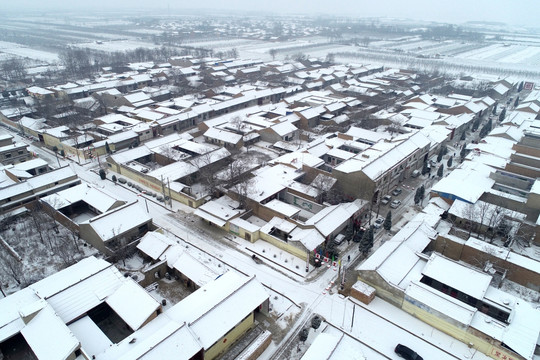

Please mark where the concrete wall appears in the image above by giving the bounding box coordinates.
[432,234,465,260]
[460,244,540,291]
[356,271,404,308]
[510,153,540,169]
[41,133,62,149]
[434,234,540,291]
[259,231,308,261]
[504,162,540,178]
[138,259,168,288]
[282,192,324,215]
[228,223,260,243]
[480,192,536,220]
[333,169,376,201]
[490,171,533,192]
[526,193,540,214]
[79,222,110,254]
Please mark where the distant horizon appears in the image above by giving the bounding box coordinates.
[1,0,539,29]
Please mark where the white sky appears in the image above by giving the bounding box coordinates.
[2,0,540,27]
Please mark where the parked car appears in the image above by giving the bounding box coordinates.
[390,200,401,208]
[373,217,384,229]
[392,187,402,196]
[333,233,346,245]
[251,254,263,264]
[381,195,392,205]
[395,344,423,360]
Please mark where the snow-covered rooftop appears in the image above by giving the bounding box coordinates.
[106,281,161,331]
[422,254,492,300]
[83,202,151,242]
[166,271,268,349]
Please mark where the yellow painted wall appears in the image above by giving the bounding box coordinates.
[42,133,62,148]
[61,143,86,163]
[259,232,308,261]
[228,223,260,243]
[401,299,523,360]
[205,313,254,360]
[107,161,205,208]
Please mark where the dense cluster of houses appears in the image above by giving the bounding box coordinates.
[1,54,540,360]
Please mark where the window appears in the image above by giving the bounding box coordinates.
[230,223,239,234]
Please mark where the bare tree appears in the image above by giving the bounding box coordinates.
[325,53,335,64]
[159,144,177,165]
[1,58,27,81]
[484,206,508,243]
[0,271,7,297]
[229,115,244,134]
[0,249,25,286]
[234,177,254,210]
[28,202,53,250]
[269,48,278,61]
[189,151,222,196]
[53,233,78,267]
[462,202,478,238]
[310,173,336,203]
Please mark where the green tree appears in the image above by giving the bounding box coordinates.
[492,103,497,115]
[99,168,106,180]
[514,96,519,107]
[414,185,425,205]
[447,156,453,168]
[437,147,444,162]
[112,175,117,184]
[437,164,444,177]
[499,107,506,122]
[460,131,466,141]
[311,316,322,330]
[383,211,392,231]
[517,81,523,92]
[460,146,467,161]
[472,117,481,132]
[52,146,60,167]
[359,226,374,255]
[414,189,421,205]
[105,141,111,154]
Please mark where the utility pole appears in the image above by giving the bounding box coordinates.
[167,177,172,208]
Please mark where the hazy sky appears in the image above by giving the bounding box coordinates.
[3,0,540,27]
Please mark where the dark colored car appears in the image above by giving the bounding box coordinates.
[395,344,423,360]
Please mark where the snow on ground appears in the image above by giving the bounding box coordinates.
[0,40,59,63]
[0,212,98,296]
[73,40,161,53]
[0,120,532,360]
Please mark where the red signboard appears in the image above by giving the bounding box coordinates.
[524,82,534,91]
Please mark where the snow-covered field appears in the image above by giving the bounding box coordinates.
[73,40,161,53]
[0,40,59,62]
